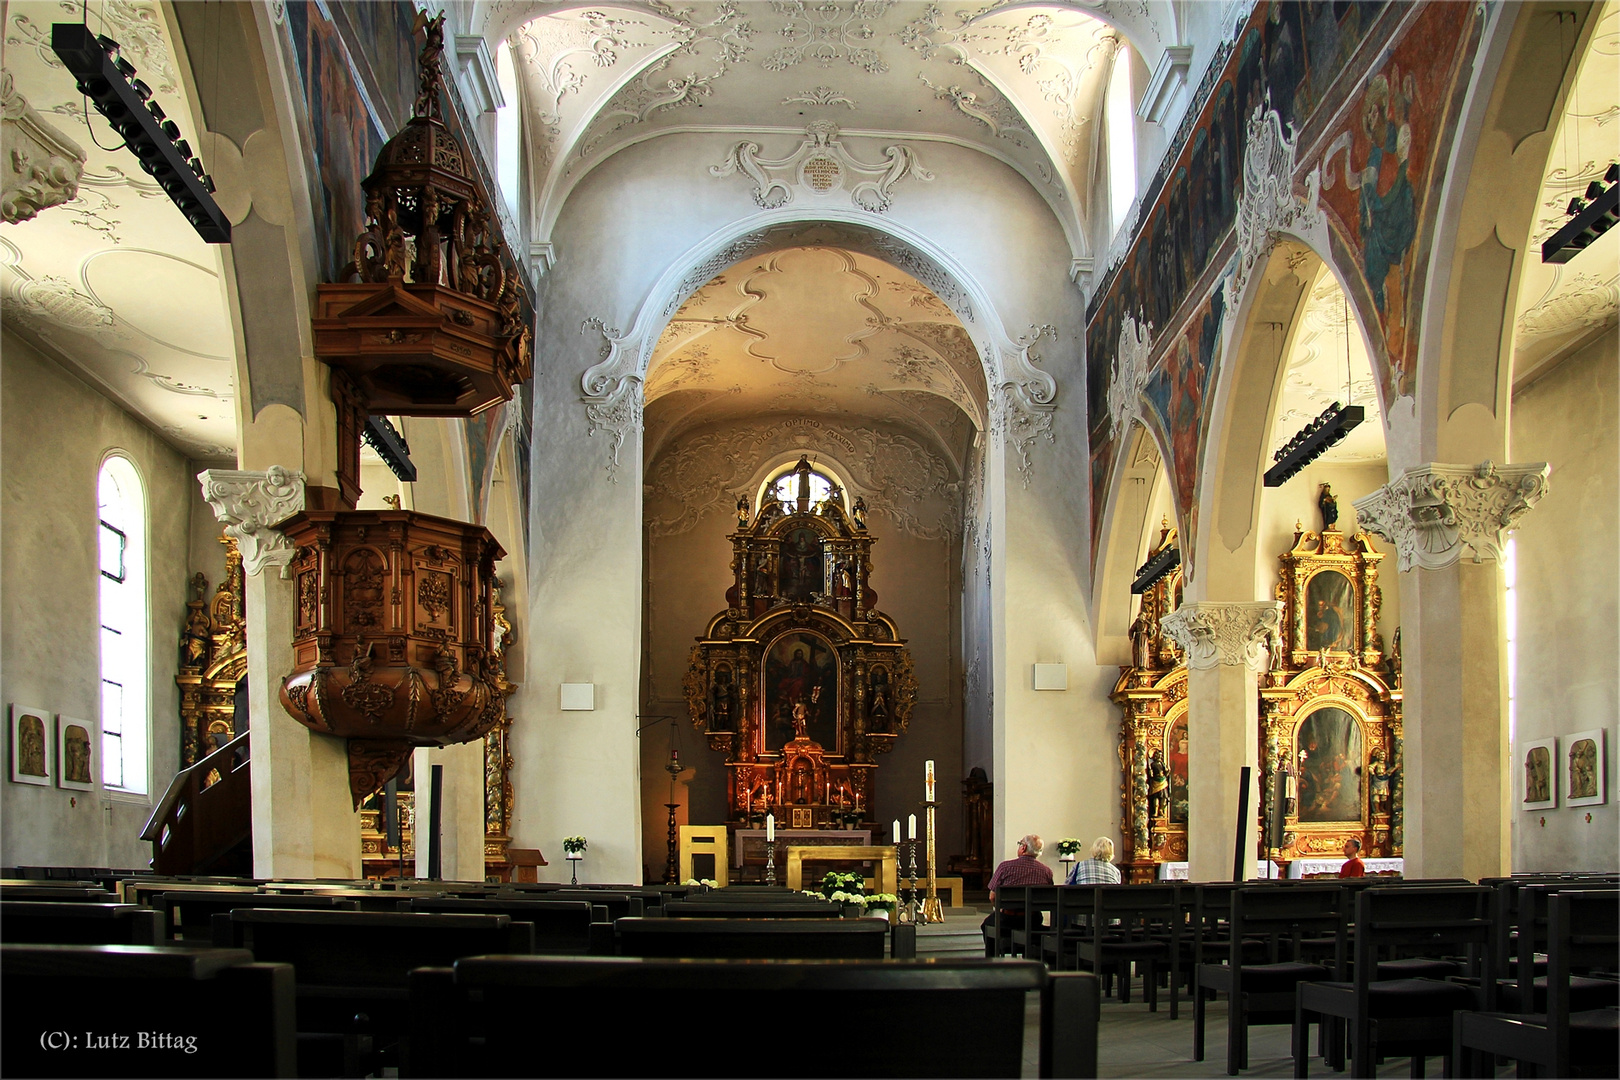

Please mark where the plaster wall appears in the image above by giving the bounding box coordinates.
[1,331,190,868]
[1509,331,1619,872]
[640,417,965,881]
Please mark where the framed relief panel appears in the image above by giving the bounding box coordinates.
[10,704,52,786]
[1520,736,1557,811]
[1564,729,1607,808]
[56,715,97,792]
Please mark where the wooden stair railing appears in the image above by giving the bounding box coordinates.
[140,731,252,876]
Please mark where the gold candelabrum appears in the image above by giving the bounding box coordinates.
[921,799,944,923]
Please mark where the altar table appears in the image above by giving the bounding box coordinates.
[785,845,898,896]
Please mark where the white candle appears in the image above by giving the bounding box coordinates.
[908,813,917,840]
[766,814,775,842]
[893,819,901,843]
[926,759,935,802]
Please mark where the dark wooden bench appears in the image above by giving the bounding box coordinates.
[405,956,1099,1077]
[402,896,609,954]
[0,944,295,1077]
[0,901,163,945]
[214,907,533,1076]
[156,890,361,941]
[0,882,119,903]
[615,916,889,959]
[501,888,649,918]
[661,898,842,918]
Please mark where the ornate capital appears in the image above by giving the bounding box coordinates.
[198,467,307,576]
[1352,461,1549,572]
[2,69,87,224]
[1160,601,1282,671]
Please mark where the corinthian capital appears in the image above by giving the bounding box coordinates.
[199,466,307,576]
[1160,601,1282,671]
[1352,461,1548,572]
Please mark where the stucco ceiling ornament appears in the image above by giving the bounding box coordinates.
[512,12,654,174]
[1516,273,1619,338]
[1,70,86,224]
[1107,310,1152,437]
[990,324,1059,488]
[1230,98,1328,307]
[579,316,648,482]
[780,86,858,109]
[1160,601,1283,672]
[198,466,307,577]
[761,1,892,73]
[916,73,1033,148]
[1351,461,1550,573]
[709,121,933,213]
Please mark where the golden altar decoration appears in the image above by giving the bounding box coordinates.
[1112,501,1403,880]
[176,536,248,769]
[683,456,918,834]
[785,844,899,896]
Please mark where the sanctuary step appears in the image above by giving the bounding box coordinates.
[917,907,993,959]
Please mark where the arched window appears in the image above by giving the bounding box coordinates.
[495,39,521,219]
[98,456,148,794]
[1106,42,1138,237]
[761,461,846,512]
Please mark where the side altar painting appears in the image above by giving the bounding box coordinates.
[685,456,917,831]
[1113,503,1402,881]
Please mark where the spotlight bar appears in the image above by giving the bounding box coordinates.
[1263,402,1364,487]
[51,22,230,244]
[363,415,417,483]
[1542,162,1618,264]
[1131,545,1180,595]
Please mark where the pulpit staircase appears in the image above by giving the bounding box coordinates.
[140,731,252,876]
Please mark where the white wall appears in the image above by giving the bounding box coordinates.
[1509,331,1619,871]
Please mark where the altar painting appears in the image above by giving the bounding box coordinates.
[1166,713,1189,825]
[1297,706,1364,823]
[763,632,838,752]
[1304,570,1356,652]
[780,528,824,601]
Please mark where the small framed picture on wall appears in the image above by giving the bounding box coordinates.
[55,716,98,792]
[1564,729,1607,808]
[1520,737,1557,811]
[10,704,53,786]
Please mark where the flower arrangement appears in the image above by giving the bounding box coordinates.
[683,878,718,889]
[862,893,899,911]
[811,870,865,902]
[1055,838,1084,860]
[562,836,588,856]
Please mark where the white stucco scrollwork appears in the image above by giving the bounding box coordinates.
[1160,601,1283,671]
[1107,311,1152,436]
[198,466,307,577]
[1352,461,1550,572]
[1,70,86,224]
[709,121,933,213]
[579,316,645,482]
[1230,99,1327,305]
[993,324,1059,488]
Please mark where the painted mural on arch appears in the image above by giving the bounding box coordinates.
[1086,0,1484,571]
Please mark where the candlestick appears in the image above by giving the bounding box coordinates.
[766,813,775,842]
[921,799,943,923]
[907,813,916,840]
[893,818,901,844]
[926,759,935,802]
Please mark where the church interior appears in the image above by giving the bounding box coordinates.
[1,0,1616,1076]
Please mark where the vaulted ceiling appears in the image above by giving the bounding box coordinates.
[482,1,1170,257]
[642,245,983,471]
[1271,262,1384,467]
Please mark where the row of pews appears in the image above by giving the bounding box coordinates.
[987,873,1619,1077]
[0,873,1100,1078]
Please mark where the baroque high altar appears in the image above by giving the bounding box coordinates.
[685,456,917,831]
[1115,492,1403,881]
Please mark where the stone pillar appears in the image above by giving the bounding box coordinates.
[413,741,487,882]
[1354,461,1548,880]
[201,467,362,879]
[1161,601,1281,882]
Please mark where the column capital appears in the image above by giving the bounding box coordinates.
[199,466,307,576]
[1353,460,1549,572]
[1160,601,1282,671]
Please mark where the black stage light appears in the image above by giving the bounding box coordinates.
[1544,162,1618,264]
[363,415,418,483]
[1131,545,1181,595]
[51,22,230,243]
[1263,401,1365,487]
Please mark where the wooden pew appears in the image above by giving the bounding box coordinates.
[0,882,119,903]
[615,916,889,959]
[405,956,1099,1078]
[1,943,295,1077]
[0,901,163,945]
[155,890,361,941]
[402,897,608,955]
[215,908,533,1076]
[661,898,842,918]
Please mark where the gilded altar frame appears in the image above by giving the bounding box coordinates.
[176,538,247,769]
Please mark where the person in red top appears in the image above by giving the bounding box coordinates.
[1338,837,1366,878]
[982,835,1053,954]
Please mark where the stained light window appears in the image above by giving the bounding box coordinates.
[98,456,148,794]
[1107,44,1138,236]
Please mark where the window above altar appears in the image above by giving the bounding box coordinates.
[762,460,846,514]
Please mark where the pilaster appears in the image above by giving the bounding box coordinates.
[1161,601,1281,881]
[1353,461,1547,879]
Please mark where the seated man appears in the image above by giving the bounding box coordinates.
[981,834,1053,953]
[1337,837,1365,878]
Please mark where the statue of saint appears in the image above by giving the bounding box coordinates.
[736,494,750,528]
[1318,483,1339,531]
[852,496,868,530]
[1129,609,1154,670]
[1146,751,1169,821]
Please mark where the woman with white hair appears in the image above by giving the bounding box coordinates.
[1065,836,1121,885]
